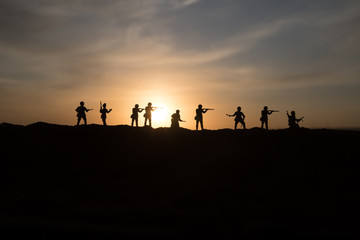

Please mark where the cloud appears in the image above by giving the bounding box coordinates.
[1,0,359,91]
[171,0,202,8]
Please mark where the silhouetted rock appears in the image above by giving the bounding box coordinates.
[0,123,359,238]
[0,122,24,129]
[26,121,69,128]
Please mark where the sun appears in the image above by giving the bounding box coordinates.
[151,106,170,127]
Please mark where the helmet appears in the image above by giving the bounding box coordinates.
[148,102,152,106]
[80,101,84,106]
[264,106,268,110]
[291,111,295,115]
[135,104,139,107]
[198,104,203,108]
[237,106,241,111]
[176,109,180,113]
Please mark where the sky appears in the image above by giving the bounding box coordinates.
[0,0,360,129]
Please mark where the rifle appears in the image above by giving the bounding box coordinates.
[151,107,163,111]
[87,109,93,111]
[204,108,214,111]
[269,110,279,112]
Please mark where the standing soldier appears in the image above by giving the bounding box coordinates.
[227,106,246,130]
[100,102,112,126]
[75,101,92,126]
[144,102,157,127]
[171,110,185,128]
[260,106,278,130]
[131,104,144,127]
[286,110,304,129]
[195,104,210,131]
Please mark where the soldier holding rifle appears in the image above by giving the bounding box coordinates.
[260,106,278,130]
[144,102,158,127]
[195,104,214,130]
[286,110,304,129]
[100,101,112,126]
[171,110,185,129]
[75,101,92,126]
[227,106,246,130]
[131,104,144,127]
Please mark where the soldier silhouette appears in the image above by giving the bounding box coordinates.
[144,102,157,127]
[131,104,144,127]
[75,101,92,126]
[100,102,112,126]
[260,106,278,130]
[287,110,304,129]
[227,106,246,129]
[195,104,209,130]
[171,110,185,128]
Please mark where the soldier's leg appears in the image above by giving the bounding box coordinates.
[234,121,238,130]
[83,116,87,126]
[196,120,199,130]
[265,120,268,130]
[144,117,148,126]
[135,118,138,127]
[200,120,204,130]
[149,118,152,128]
[242,121,246,129]
[102,118,106,126]
[77,117,81,126]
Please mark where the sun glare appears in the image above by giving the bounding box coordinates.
[152,106,170,127]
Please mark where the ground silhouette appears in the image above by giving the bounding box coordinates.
[1,122,360,238]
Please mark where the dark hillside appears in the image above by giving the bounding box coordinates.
[1,123,360,238]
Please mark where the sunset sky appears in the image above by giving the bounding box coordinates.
[1,0,360,129]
